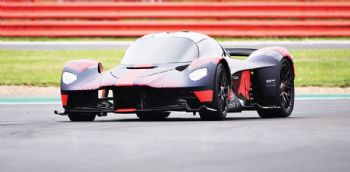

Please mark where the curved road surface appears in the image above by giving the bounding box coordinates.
[1,99,350,172]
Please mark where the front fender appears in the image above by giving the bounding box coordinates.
[188,57,225,89]
[61,59,103,91]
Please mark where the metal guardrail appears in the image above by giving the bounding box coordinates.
[1,2,350,37]
[2,41,350,50]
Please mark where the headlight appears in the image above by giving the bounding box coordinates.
[62,72,77,84]
[189,68,207,81]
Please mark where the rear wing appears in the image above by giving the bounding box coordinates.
[225,48,257,56]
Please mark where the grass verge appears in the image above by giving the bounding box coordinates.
[0,49,124,86]
[0,49,349,87]
[292,49,350,87]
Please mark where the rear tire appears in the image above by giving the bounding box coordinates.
[68,113,96,121]
[258,59,294,118]
[199,63,229,121]
[136,112,170,121]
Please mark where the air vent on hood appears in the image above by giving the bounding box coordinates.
[175,65,189,71]
[127,66,157,69]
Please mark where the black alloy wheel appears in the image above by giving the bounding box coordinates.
[258,59,294,118]
[199,63,229,121]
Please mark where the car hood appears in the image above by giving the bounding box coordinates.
[110,64,182,78]
[104,62,191,88]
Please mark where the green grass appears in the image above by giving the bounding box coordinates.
[0,49,124,86]
[2,37,350,42]
[0,49,349,87]
[291,49,350,87]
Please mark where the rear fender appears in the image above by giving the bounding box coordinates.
[247,47,294,106]
[247,46,294,75]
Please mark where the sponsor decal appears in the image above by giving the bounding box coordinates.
[266,79,276,87]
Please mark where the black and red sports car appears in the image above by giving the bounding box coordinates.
[55,31,295,121]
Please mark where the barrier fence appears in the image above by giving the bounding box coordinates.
[1,1,350,37]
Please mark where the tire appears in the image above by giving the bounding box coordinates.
[199,63,229,121]
[258,59,294,118]
[68,113,96,121]
[136,112,170,121]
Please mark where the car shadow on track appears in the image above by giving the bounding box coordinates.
[92,116,301,123]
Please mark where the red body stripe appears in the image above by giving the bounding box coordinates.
[133,64,153,68]
[101,89,108,98]
[115,108,136,113]
[189,57,222,70]
[259,47,295,75]
[229,88,234,100]
[61,94,68,106]
[65,60,96,72]
[193,90,213,102]
[115,69,145,86]
[237,70,250,100]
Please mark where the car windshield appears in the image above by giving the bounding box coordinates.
[121,37,198,65]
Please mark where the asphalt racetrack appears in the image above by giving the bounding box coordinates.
[1,99,350,172]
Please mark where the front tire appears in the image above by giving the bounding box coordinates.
[136,112,170,121]
[258,59,294,118]
[199,63,229,121]
[68,113,96,121]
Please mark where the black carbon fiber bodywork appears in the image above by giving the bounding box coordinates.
[57,32,294,117]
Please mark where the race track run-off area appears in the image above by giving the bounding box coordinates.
[1,98,350,172]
